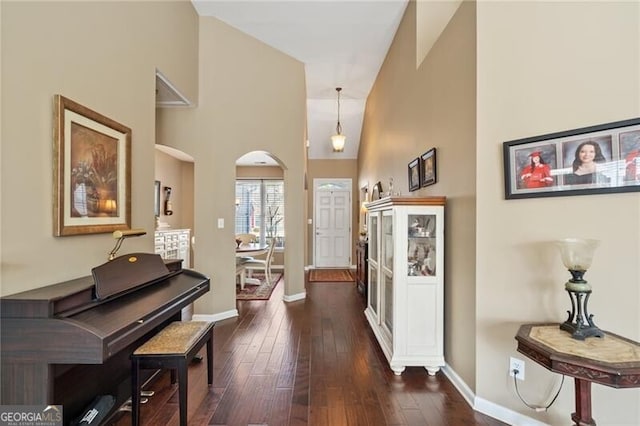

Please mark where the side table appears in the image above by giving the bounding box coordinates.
[515,323,640,426]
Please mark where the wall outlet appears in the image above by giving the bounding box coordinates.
[509,357,525,380]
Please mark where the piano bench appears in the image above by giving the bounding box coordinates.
[131,320,214,426]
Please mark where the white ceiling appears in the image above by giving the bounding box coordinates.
[191,0,409,163]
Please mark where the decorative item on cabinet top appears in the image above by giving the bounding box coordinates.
[371,181,383,200]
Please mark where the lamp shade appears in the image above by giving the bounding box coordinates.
[331,134,346,152]
[555,238,600,271]
[104,199,117,213]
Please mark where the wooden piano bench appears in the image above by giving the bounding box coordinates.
[131,320,214,426]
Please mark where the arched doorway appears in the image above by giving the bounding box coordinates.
[234,151,286,294]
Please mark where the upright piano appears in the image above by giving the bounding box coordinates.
[0,253,210,424]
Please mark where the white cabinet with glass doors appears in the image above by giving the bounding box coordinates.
[364,196,445,375]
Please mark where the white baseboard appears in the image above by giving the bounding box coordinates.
[283,291,306,302]
[443,363,550,426]
[442,363,475,407]
[475,397,549,426]
[305,265,356,270]
[193,309,237,322]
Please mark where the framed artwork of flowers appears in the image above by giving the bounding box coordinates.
[53,95,131,236]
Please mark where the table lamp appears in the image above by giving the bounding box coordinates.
[555,238,603,340]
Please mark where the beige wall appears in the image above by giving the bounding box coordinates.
[359,0,478,390]
[476,1,640,424]
[154,150,194,231]
[2,2,305,316]
[362,0,640,424]
[1,1,198,295]
[154,149,194,267]
[307,159,359,266]
[236,165,283,179]
[157,16,307,316]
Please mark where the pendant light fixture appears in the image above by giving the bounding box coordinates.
[331,87,346,152]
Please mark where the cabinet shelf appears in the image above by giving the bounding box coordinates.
[364,196,445,376]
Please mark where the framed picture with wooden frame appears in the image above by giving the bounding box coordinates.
[503,117,640,199]
[420,148,437,187]
[408,157,421,191]
[53,95,132,236]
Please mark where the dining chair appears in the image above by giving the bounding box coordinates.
[240,239,276,285]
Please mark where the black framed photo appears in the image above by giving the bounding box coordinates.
[503,118,640,199]
[420,148,437,187]
[408,158,420,191]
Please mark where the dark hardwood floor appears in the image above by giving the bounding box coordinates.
[113,273,507,426]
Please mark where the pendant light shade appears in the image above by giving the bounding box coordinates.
[331,134,346,152]
[331,87,345,152]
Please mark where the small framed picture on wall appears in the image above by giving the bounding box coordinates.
[408,158,421,191]
[420,148,437,187]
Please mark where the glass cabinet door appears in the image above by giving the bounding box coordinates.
[382,213,393,271]
[368,213,379,316]
[381,211,394,340]
[383,273,393,335]
[369,213,378,264]
[407,214,437,277]
[369,267,378,316]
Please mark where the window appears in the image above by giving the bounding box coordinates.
[235,179,284,248]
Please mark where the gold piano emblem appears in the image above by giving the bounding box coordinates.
[128,256,138,263]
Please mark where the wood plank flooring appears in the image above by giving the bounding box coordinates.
[112,273,507,426]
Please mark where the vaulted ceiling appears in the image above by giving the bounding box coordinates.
[159,1,462,165]
[191,0,409,161]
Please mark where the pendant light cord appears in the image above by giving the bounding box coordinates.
[336,87,342,135]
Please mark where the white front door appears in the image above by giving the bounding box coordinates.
[314,179,352,268]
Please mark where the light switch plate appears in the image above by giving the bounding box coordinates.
[217,218,224,228]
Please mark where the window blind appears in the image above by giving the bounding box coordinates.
[235,179,284,247]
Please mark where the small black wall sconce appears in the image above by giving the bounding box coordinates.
[163,186,173,216]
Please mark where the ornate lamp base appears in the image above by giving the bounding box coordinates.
[561,286,603,340]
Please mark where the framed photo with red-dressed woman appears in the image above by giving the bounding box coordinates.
[503,117,640,199]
